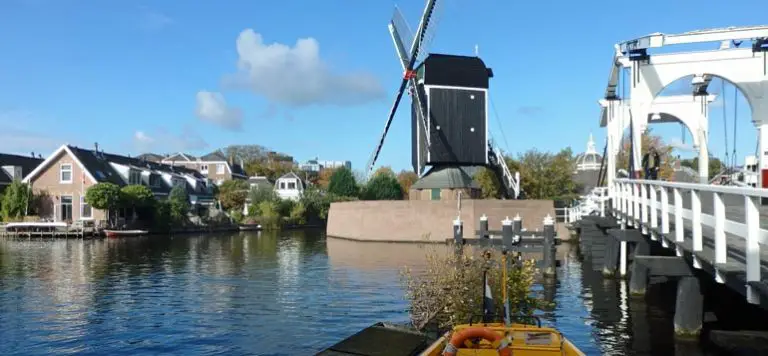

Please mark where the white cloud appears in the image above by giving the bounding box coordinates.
[195,91,243,130]
[668,137,695,152]
[224,29,384,107]
[132,127,208,153]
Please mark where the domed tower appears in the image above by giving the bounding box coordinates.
[574,134,602,172]
[573,133,603,194]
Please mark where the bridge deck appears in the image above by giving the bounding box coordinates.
[611,182,768,306]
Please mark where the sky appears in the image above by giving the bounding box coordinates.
[0,0,765,173]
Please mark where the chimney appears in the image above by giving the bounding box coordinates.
[38,154,42,159]
[94,142,99,153]
[31,151,35,158]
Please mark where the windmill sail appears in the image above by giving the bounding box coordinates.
[365,0,438,177]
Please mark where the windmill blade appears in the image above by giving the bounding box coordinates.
[365,0,439,176]
[391,19,431,148]
[365,78,411,176]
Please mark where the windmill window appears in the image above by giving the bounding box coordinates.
[436,125,441,130]
[470,94,475,99]
[470,127,475,132]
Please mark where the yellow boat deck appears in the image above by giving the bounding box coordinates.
[420,322,585,356]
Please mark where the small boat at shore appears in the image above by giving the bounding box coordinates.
[104,229,148,238]
[316,320,584,356]
[238,224,262,231]
[420,321,585,355]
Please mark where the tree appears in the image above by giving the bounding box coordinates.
[473,167,501,199]
[1,180,32,221]
[328,167,359,197]
[223,144,269,162]
[120,185,156,221]
[681,156,724,179]
[316,168,337,189]
[121,185,155,208]
[374,166,395,177]
[397,170,419,199]
[248,186,278,215]
[85,182,122,223]
[217,179,249,211]
[504,147,579,201]
[616,128,674,180]
[169,185,190,223]
[361,170,403,200]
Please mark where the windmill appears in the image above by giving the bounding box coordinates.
[366,0,521,199]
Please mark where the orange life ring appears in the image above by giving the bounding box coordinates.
[442,327,511,356]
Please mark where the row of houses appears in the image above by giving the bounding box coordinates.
[0,143,311,224]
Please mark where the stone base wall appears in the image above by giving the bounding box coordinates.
[326,199,560,242]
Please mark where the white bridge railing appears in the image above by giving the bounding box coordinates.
[613,178,766,303]
[562,187,610,223]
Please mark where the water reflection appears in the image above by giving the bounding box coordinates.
[0,232,731,355]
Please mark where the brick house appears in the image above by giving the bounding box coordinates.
[23,144,215,223]
[161,151,247,185]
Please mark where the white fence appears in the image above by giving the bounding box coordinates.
[559,187,610,224]
[614,178,765,303]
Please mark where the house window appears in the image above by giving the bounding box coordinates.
[149,174,160,187]
[280,182,286,189]
[217,164,225,174]
[288,181,296,190]
[201,164,208,173]
[60,164,73,183]
[430,188,441,201]
[81,196,92,219]
[129,170,142,185]
[60,195,73,221]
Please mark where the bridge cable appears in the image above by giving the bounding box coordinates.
[489,94,511,154]
[722,79,730,174]
[732,86,738,172]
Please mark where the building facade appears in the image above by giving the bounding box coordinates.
[160,151,247,185]
[299,157,351,173]
[23,144,215,224]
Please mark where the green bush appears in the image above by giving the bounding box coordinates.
[258,200,280,230]
[361,171,403,200]
[401,247,550,331]
[276,198,295,217]
[328,167,359,198]
[169,185,190,224]
[153,200,172,232]
[289,201,307,225]
[1,181,31,222]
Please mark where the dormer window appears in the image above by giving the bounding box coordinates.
[129,170,142,185]
[149,174,160,187]
[60,164,73,183]
[201,164,208,173]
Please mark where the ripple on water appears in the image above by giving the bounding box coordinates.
[0,233,707,355]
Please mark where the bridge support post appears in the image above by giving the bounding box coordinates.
[674,276,703,339]
[629,240,651,296]
[502,217,514,251]
[479,214,489,240]
[543,215,556,277]
[453,217,463,255]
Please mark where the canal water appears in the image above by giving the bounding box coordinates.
[0,230,731,355]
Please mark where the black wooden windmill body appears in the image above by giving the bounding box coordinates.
[366,0,520,199]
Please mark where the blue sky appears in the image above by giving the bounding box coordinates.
[0,0,764,172]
